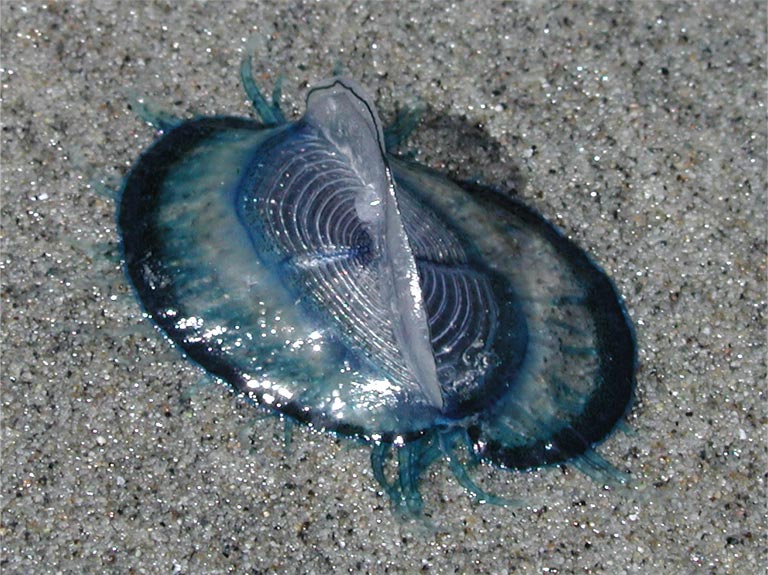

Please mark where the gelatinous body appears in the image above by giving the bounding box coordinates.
[118,67,636,513]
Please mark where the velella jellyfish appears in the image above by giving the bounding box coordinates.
[117,58,636,514]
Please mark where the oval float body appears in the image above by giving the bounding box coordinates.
[119,74,635,505]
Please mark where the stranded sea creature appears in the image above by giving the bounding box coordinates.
[118,60,636,514]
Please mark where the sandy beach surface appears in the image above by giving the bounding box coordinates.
[2,2,765,573]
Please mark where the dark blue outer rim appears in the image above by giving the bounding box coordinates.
[118,115,636,470]
[456,178,637,469]
[118,116,386,441]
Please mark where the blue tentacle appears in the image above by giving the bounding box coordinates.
[438,431,524,507]
[240,53,286,126]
